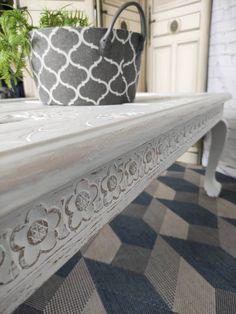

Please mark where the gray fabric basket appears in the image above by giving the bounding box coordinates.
[30,1,146,106]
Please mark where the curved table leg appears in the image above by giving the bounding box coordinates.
[204,120,227,197]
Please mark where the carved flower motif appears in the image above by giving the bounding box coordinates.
[170,133,178,153]
[65,179,98,231]
[125,157,139,186]
[101,164,123,206]
[157,141,164,161]
[0,230,20,284]
[143,146,156,173]
[163,136,171,158]
[11,205,61,269]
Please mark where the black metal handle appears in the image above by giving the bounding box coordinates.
[100,1,146,54]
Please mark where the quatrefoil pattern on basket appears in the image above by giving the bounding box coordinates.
[30,27,143,106]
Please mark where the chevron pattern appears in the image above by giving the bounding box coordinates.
[14,163,236,314]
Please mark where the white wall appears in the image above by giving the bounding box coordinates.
[202,0,236,178]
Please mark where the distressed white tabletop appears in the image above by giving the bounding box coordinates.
[0,93,227,151]
[0,92,230,313]
[0,93,229,210]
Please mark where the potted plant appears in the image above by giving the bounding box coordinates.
[0,5,89,97]
[0,2,146,106]
[0,1,27,98]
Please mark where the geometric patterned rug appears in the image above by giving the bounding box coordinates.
[14,163,236,314]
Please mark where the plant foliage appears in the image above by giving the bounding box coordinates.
[0,7,33,89]
[39,8,89,28]
[0,5,89,89]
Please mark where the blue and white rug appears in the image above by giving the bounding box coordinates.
[15,163,236,314]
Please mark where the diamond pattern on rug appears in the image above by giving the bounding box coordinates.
[159,208,189,240]
[145,236,180,309]
[97,288,172,314]
[158,176,199,193]
[158,199,218,228]
[192,168,236,183]
[82,225,121,264]
[23,274,63,311]
[112,243,151,273]
[162,236,236,292]
[173,257,216,314]
[85,258,172,313]
[81,290,106,314]
[220,189,236,205]
[183,168,202,187]
[216,197,236,219]
[14,163,236,314]
[187,225,219,246]
[45,258,96,314]
[14,304,41,314]
[174,191,199,204]
[133,190,153,206]
[143,198,167,233]
[110,214,157,249]
[218,218,236,258]
[56,252,82,278]
[168,164,186,172]
[154,181,176,200]
[122,203,147,219]
[223,217,236,227]
[215,289,236,314]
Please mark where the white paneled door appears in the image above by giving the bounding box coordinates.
[147,0,212,163]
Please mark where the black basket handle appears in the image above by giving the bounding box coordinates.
[100,1,146,54]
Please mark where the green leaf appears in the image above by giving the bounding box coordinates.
[0,7,32,89]
[39,8,90,28]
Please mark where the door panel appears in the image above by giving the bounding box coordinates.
[153,1,201,17]
[153,12,200,37]
[153,46,172,92]
[176,41,199,92]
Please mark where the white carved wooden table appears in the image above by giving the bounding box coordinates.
[0,93,230,313]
